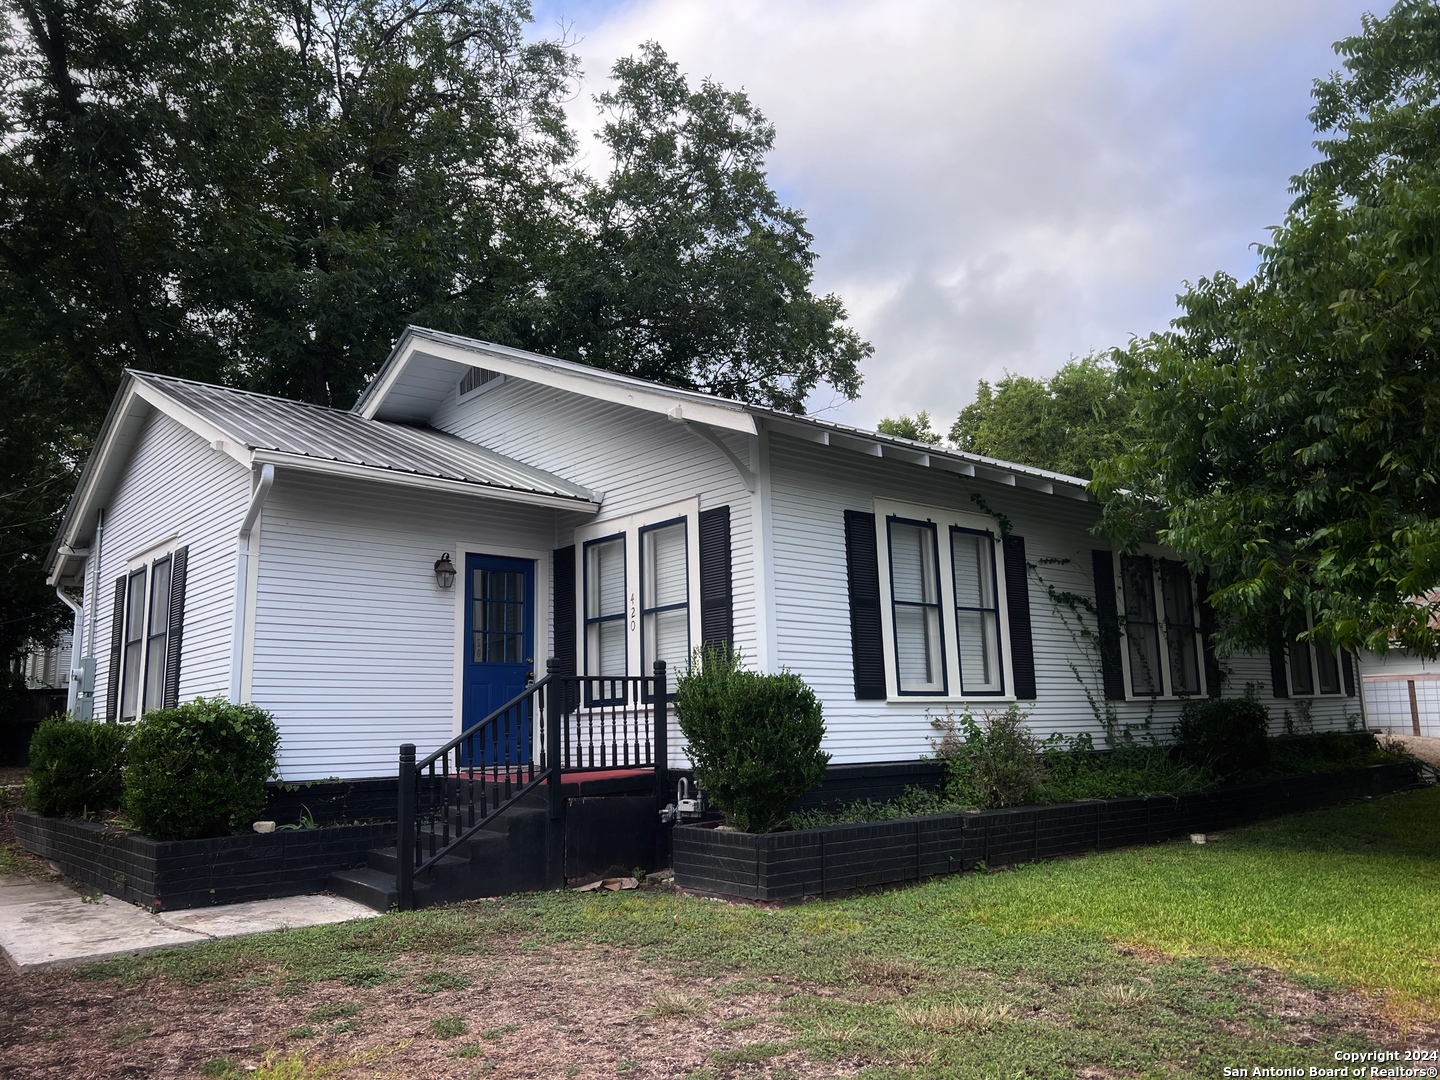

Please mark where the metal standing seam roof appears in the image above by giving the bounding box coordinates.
[133,371,597,504]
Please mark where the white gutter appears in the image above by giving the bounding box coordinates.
[228,464,275,701]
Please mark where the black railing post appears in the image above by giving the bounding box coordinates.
[546,657,563,821]
[653,660,669,806]
[397,743,416,911]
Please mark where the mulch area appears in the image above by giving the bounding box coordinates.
[0,943,860,1080]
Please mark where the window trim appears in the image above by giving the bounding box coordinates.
[885,515,948,697]
[1285,611,1345,698]
[639,517,689,699]
[949,524,1006,697]
[872,499,1014,703]
[582,532,627,701]
[117,538,183,722]
[1114,549,1208,700]
[119,567,147,722]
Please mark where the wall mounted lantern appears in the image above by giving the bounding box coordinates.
[433,553,457,589]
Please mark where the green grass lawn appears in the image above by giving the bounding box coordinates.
[66,786,1440,1078]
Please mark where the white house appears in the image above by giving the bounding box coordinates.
[44,327,1363,782]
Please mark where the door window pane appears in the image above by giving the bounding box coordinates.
[143,556,171,712]
[951,529,1002,693]
[641,521,688,676]
[888,520,944,693]
[472,570,525,665]
[584,536,626,677]
[1159,560,1200,695]
[1121,555,1163,696]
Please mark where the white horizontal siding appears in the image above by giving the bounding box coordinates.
[765,433,1359,764]
[250,470,568,780]
[83,411,251,715]
[431,376,759,665]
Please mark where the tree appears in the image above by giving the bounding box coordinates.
[0,10,868,676]
[876,411,942,444]
[1093,1,1440,657]
[537,43,868,412]
[948,355,1137,479]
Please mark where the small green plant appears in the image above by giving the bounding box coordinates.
[931,706,1047,809]
[480,1023,520,1040]
[123,698,280,839]
[418,970,472,993]
[286,1026,316,1040]
[451,1043,482,1059]
[1174,693,1270,780]
[200,1057,244,1079]
[305,1002,360,1023]
[675,646,829,833]
[24,715,128,818]
[431,1014,469,1038]
[277,805,319,831]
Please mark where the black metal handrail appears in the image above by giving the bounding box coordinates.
[396,661,669,910]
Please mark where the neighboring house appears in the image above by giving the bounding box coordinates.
[44,327,1363,783]
[16,631,71,691]
[1357,650,1440,738]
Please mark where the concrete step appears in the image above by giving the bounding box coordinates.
[367,847,472,879]
[328,866,397,912]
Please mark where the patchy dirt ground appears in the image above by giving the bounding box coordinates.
[0,944,856,1080]
[1386,735,1440,768]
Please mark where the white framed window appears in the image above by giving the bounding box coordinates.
[1117,552,1206,699]
[1286,612,1343,697]
[573,498,701,684]
[874,499,1013,701]
[115,543,181,721]
[641,518,689,680]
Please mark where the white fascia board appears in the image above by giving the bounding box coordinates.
[364,335,758,436]
[249,449,601,513]
[131,380,252,467]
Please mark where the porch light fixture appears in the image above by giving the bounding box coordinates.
[433,553,456,589]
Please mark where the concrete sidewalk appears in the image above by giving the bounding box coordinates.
[0,874,379,972]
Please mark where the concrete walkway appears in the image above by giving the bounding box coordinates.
[0,874,379,972]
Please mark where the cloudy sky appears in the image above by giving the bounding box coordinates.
[528,0,1378,430]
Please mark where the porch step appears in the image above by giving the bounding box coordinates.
[328,866,398,911]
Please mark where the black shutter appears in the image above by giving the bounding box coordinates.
[162,546,188,709]
[1091,550,1126,701]
[698,505,733,650]
[1196,570,1223,698]
[844,510,886,700]
[1269,645,1290,698]
[106,576,126,721]
[1002,535,1036,700]
[552,546,578,711]
[1341,648,1357,697]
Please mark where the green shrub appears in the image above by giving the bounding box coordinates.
[788,785,953,830]
[1037,733,1213,802]
[675,647,829,833]
[931,706,1047,809]
[24,716,128,818]
[123,698,280,839]
[1174,693,1270,779]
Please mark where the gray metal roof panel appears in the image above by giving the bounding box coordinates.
[131,371,595,503]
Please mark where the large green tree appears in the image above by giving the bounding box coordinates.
[948,355,1137,480]
[1094,1,1440,657]
[0,5,867,678]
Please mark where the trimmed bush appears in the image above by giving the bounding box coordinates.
[931,706,1047,809]
[123,698,280,840]
[23,716,128,817]
[1174,693,1270,779]
[675,647,829,833]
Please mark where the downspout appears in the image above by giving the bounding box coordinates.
[54,585,83,716]
[228,464,275,702]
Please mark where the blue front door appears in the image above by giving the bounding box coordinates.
[463,554,535,762]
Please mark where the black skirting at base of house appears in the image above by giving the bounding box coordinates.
[13,811,397,911]
[673,762,1422,902]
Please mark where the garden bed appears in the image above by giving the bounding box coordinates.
[673,761,1421,901]
[12,810,395,911]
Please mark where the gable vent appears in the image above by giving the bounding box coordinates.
[458,367,501,399]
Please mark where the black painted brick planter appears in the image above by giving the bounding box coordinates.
[13,811,396,911]
[673,762,1420,902]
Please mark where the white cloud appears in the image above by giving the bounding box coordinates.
[536,0,1374,428]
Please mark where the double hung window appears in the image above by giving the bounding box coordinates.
[115,549,183,721]
[1119,554,1204,697]
[888,519,945,694]
[142,555,172,711]
[876,502,1011,700]
[641,520,689,677]
[951,528,1002,693]
[1286,612,1342,696]
[120,569,147,721]
[584,535,626,679]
